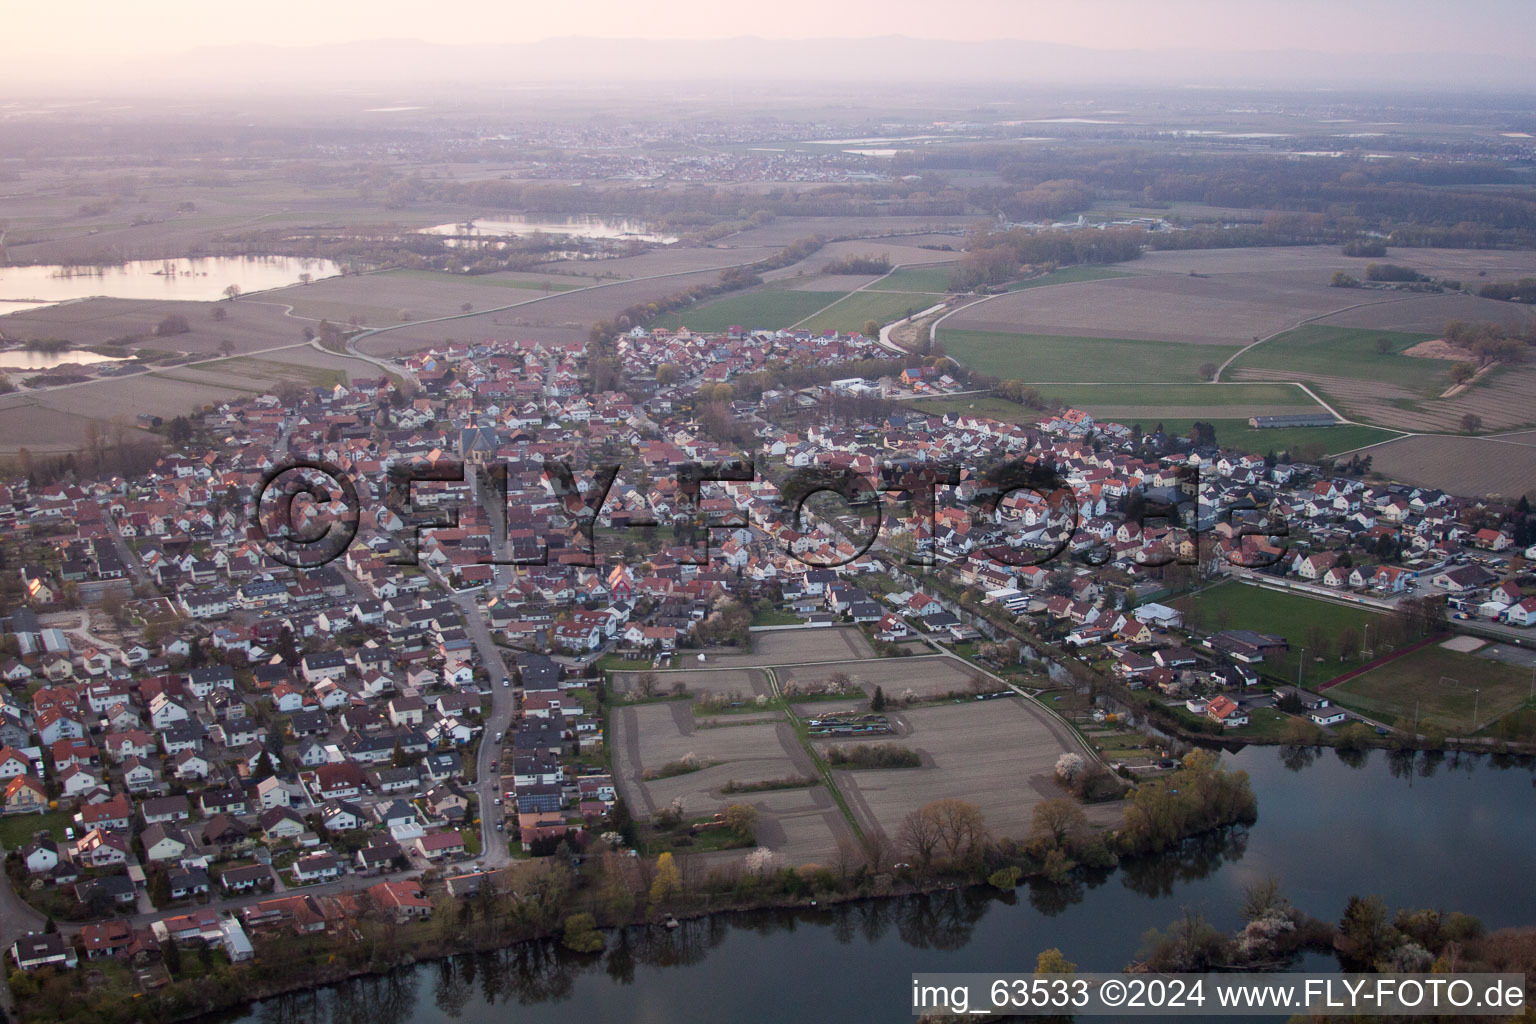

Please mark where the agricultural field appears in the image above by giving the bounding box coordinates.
[824,700,1114,843]
[0,339,385,456]
[1182,580,1386,689]
[609,668,771,700]
[870,266,962,293]
[795,290,937,334]
[1119,245,1536,280]
[1363,434,1536,499]
[1327,640,1536,734]
[1224,326,1441,391]
[1314,292,1536,335]
[1034,382,1324,424]
[692,626,877,668]
[651,289,844,332]
[944,271,1350,345]
[607,699,850,865]
[354,267,743,354]
[939,329,1242,383]
[0,294,319,357]
[777,655,981,701]
[1004,265,1136,290]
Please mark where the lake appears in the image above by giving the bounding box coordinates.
[418,216,677,244]
[0,255,342,312]
[227,747,1536,1024]
[0,347,127,371]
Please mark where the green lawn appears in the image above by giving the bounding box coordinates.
[1147,418,1401,458]
[653,290,844,332]
[1226,326,1441,393]
[751,607,805,626]
[1004,266,1137,290]
[0,808,71,849]
[870,267,960,292]
[940,329,1242,383]
[1183,580,1385,689]
[1327,644,1535,733]
[797,290,938,334]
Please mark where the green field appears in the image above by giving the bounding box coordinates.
[1004,266,1137,290]
[1183,580,1385,689]
[797,290,938,334]
[870,267,960,292]
[940,329,1242,383]
[654,290,844,332]
[1040,382,1317,409]
[1327,643,1536,734]
[1147,418,1402,458]
[1226,326,1441,392]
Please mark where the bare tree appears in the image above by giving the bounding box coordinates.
[1031,798,1087,849]
[897,805,943,868]
[932,798,989,861]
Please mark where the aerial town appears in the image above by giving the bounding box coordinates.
[3,302,1535,1007]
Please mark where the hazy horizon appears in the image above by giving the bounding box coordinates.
[8,1,1536,95]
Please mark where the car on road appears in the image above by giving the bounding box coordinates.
[495,731,503,742]
[496,821,504,831]
[495,797,502,805]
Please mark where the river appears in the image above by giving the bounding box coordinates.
[226,746,1536,1023]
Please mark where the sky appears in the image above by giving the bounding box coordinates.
[8,0,1535,59]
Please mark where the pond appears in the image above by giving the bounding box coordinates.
[225,746,1536,1024]
[0,255,342,313]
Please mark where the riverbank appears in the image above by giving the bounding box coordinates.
[11,757,1258,1024]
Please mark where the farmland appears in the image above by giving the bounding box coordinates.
[607,700,850,865]
[652,289,843,332]
[823,700,1116,842]
[939,329,1242,383]
[1038,381,1318,410]
[1363,434,1536,498]
[1182,580,1385,689]
[943,270,1352,345]
[794,290,937,334]
[1327,640,1536,734]
[777,655,981,701]
[869,266,960,293]
[1225,326,1442,392]
[1005,265,1136,290]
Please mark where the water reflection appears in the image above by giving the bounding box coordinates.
[1119,827,1250,900]
[222,749,1536,1024]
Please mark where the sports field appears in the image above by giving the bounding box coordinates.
[1183,581,1384,689]
[1327,642,1536,733]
